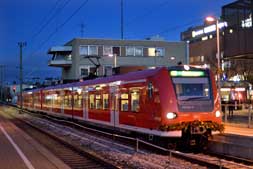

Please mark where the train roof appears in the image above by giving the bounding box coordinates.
[42,67,166,91]
[24,65,209,92]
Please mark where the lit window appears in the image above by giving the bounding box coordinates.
[74,95,82,108]
[103,94,109,109]
[95,94,102,109]
[201,56,205,62]
[148,48,156,56]
[202,36,208,41]
[131,90,140,112]
[148,47,164,56]
[121,93,128,111]
[89,94,95,109]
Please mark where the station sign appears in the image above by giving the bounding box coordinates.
[241,14,252,28]
[192,22,227,38]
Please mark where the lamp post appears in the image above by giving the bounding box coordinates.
[206,16,221,102]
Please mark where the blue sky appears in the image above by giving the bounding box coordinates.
[0,0,234,83]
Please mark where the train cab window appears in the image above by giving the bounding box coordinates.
[121,93,129,111]
[103,94,109,109]
[131,90,140,112]
[95,94,102,109]
[89,94,95,109]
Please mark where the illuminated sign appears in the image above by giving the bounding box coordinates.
[242,14,252,28]
[192,22,227,38]
[170,71,205,77]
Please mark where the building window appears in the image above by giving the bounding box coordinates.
[103,46,112,56]
[112,47,121,56]
[126,47,135,56]
[201,56,205,62]
[126,46,143,56]
[148,48,156,56]
[135,47,143,56]
[103,46,121,56]
[148,47,165,56]
[120,93,129,111]
[79,45,98,56]
[80,68,89,76]
[155,48,165,56]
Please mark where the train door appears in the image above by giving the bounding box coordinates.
[83,87,88,120]
[110,86,119,126]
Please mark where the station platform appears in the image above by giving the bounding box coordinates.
[224,124,253,137]
[209,123,253,161]
[0,110,70,169]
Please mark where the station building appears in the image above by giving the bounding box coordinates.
[181,0,253,101]
[181,0,253,80]
[47,38,188,81]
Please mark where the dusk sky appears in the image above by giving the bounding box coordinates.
[1,0,234,83]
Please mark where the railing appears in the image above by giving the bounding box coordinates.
[221,102,252,128]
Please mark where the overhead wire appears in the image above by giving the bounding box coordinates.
[30,0,64,42]
[24,0,89,79]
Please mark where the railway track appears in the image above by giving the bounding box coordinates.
[5,105,253,169]
[170,151,253,169]
[7,112,119,169]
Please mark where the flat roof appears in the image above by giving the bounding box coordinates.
[48,46,72,54]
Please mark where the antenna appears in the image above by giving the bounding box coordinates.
[80,22,85,37]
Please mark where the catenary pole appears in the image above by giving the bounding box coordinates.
[18,42,26,112]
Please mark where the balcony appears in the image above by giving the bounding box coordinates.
[48,59,72,67]
[48,46,72,67]
[48,46,72,54]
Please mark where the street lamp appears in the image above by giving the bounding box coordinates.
[206,16,221,102]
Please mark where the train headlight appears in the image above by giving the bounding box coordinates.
[166,112,177,119]
[215,110,221,118]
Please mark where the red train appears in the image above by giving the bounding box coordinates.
[19,66,223,148]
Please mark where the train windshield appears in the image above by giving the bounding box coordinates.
[172,77,210,101]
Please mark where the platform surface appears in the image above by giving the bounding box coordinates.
[0,109,70,169]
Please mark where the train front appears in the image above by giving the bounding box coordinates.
[160,65,224,147]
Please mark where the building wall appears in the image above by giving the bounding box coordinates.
[59,38,187,80]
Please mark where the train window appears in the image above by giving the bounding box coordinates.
[95,94,102,109]
[89,94,95,109]
[121,93,129,111]
[74,95,82,108]
[45,94,51,106]
[131,90,140,112]
[103,94,109,109]
[64,95,69,108]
